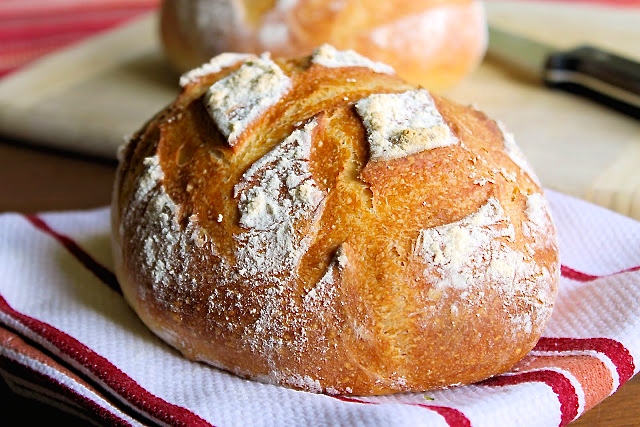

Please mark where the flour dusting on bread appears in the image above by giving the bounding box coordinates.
[206,54,291,145]
[180,52,255,87]
[417,198,514,291]
[416,196,555,335]
[311,43,395,74]
[523,192,556,252]
[355,89,457,161]
[234,117,325,277]
[128,155,199,307]
[497,120,540,185]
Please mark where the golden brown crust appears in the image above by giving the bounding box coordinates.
[112,50,559,395]
[159,0,488,91]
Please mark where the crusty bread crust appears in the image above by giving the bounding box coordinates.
[111,49,559,395]
[159,0,488,91]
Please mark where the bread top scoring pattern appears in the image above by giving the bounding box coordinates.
[205,53,292,145]
[233,117,324,277]
[119,46,558,393]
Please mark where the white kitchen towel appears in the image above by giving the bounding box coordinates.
[0,189,639,426]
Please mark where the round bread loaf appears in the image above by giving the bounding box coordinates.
[159,0,488,91]
[111,46,560,395]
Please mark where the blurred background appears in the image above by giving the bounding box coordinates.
[0,0,159,78]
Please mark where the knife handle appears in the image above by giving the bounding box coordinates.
[544,46,640,119]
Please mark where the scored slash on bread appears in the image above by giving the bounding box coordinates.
[111,46,559,395]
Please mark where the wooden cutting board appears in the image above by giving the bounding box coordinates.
[0,1,638,218]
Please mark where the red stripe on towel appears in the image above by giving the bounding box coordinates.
[535,337,635,387]
[0,353,131,426]
[22,214,121,294]
[561,264,640,282]
[0,295,214,427]
[482,370,579,426]
[334,395,472,426]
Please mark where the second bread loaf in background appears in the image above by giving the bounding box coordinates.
[159,0,488,91]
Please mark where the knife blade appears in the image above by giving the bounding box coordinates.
[487,26,640,119]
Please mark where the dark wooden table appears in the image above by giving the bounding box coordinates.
[0,138,637,426]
